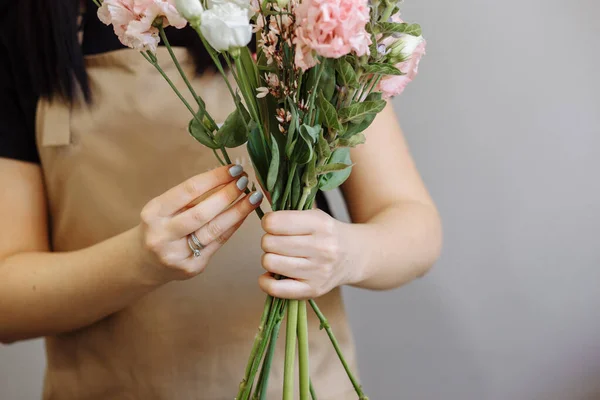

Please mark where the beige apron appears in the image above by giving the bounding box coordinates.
[35,47,359,400]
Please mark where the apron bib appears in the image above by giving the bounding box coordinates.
[35,47,359,400]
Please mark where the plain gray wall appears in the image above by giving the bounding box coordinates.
[1,0,599,399]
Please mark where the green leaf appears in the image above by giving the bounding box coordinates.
[188,116,220,149]
[316,162,352,175]
[317,129,332,160]
[270,172,284,208]
[286,138,297,160]
[362,63,403,76]
[291,126,315,165]
[342,93,383,137]
[303,154,318,189]
[366,92,383,101]
[338,100,386,124]
[286,99,299,158]
[266,136,280,191]
[213,107,250,148]
[291,170,301,210]
[320,61,336,102]
[336,133,366,147]
[247,122,269,190]
[377,22,422,37]
[239,47,259,90]
[300,124,321,143]
[319,148,353,191]
[318,91,343,132]
[334,58,358,88]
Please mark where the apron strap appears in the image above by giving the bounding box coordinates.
[37,1,86,147]
[36,98,72,147]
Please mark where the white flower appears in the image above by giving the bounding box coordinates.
[256,87,269,98]
[175,0,204,25]
[200,3,253,52]
[207,0,254,18]
[394,34,425,59]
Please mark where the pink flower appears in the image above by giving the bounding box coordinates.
[98,0,187,52]
[378,39,426,100]
[293,0,371,71]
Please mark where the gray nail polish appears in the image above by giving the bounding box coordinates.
[229,164,243,177]
[236,176,249,190]
[249,191,264,205]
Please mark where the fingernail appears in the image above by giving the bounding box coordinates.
[236,176,249,190]
[249,191,263,205]
[229,164,243,177]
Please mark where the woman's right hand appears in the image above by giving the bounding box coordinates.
[138,164,263,283]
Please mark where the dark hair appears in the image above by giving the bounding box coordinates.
[15,0,221,103]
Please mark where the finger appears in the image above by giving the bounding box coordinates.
[261,210,326,235]
[155,164,245,217]
[194,191,264,247]
[169,175,249,238]
[258,273,314,300]
[178,220,245,277]
[261,252,313,279]
[261,234,315,257]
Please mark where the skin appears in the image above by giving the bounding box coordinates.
[0,104,441,344]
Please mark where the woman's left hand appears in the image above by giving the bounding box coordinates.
[258,209,362,299]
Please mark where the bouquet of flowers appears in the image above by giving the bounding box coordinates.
[96,0,425,398]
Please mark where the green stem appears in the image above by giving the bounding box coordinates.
[380,2,396,23]
[237,296,274,399]
[298,187,311,211]
[194,27,239,105]
[308,300,369,400]
[142,52,196,119]
[241,299,286,400]
[297,301,310,400]
[222,54,252,133]
[310,379,318,400]
[280,163,297,210]
[308,62,326,125]
[366,75,383,98]
[158,26,216,129]
[223,54,240,85]
[141,47,266,222]
[254,305,286,400]
[233,55,263,134]
[283,300,299,400]
[213,149,225,165]
[193,27,253,134]
[220,148,232,164]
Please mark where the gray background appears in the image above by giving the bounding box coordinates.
[1,0,599,399]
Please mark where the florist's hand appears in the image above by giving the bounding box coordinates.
[138,164,263,283]
[258,209,359,299]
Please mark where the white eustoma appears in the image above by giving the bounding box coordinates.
[200,3,252,51]
[175,0,204,25]
[397,34,425,58]
[207,0,254,18]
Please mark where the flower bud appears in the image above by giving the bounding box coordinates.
[175,0,204,26]
[390,34,424,59]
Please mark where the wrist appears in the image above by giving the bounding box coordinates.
[127,226,174,288]
[339,222,373,287]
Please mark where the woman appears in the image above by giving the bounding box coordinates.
[0,0,442,398]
